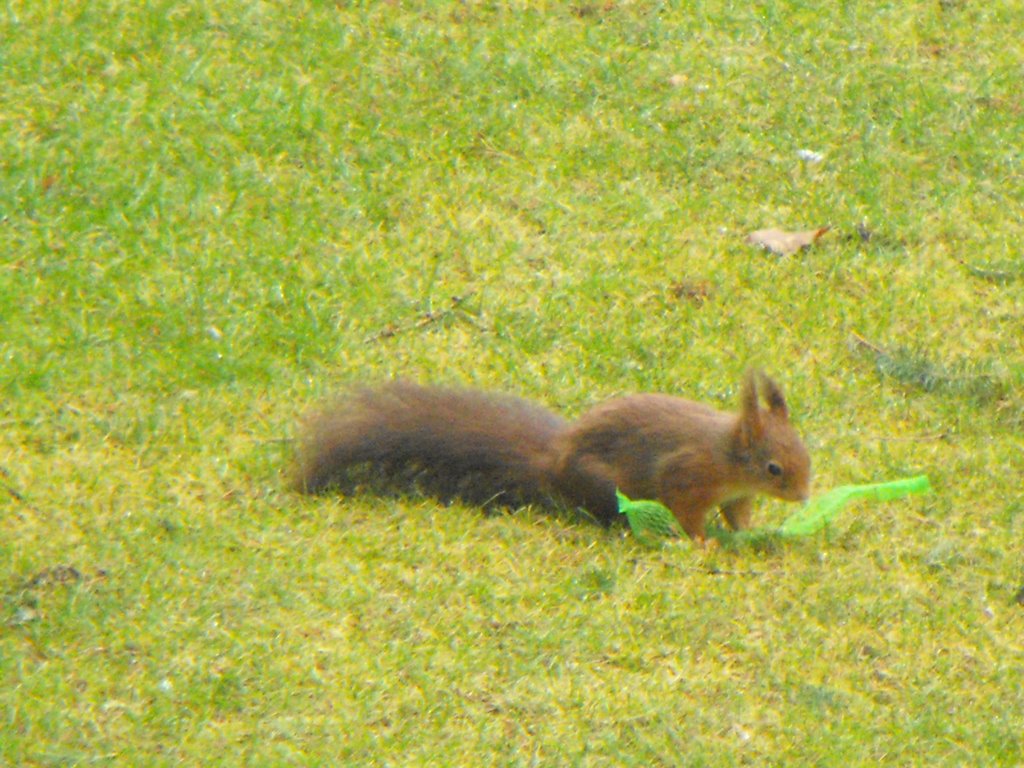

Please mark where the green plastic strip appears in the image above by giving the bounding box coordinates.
[778,475,932,537]
[617,475,932,546]
[616,491,686,546]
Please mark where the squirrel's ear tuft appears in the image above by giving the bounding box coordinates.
[758,372,790,419]
[737,369,765,447]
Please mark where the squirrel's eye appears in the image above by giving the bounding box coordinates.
[767,461,783,477]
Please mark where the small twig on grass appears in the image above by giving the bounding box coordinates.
[662,560,773,578]
[365,293,480,343]
[910,512,941,528]
[14,630,50,659]
[0,468,91,537]
[849,331,885,355]
[0,465,43,516]
[819,431,949,443]
[702,565,769,577]
[865,432,949,442]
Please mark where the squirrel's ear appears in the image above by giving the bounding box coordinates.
[758,372,790,419]
[737,369,765,447]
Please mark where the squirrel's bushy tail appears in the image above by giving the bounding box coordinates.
[294,381,569,507]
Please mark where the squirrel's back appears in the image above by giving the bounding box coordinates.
[294,381,569,507]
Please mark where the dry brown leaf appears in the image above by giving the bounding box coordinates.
[746,226,830,257]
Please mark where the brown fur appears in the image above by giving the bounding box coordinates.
[294,371,811,539]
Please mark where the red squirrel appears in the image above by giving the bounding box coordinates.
[294,370,811,540]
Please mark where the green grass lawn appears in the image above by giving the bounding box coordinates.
[3,1,1023,764]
